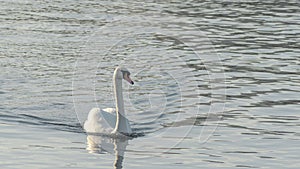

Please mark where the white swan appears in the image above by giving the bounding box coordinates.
[84,66,134,135]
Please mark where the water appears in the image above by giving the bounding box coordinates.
[1,0,299,168]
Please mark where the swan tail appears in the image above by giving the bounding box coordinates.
[84,108,102,133]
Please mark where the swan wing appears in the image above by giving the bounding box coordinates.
[102,108,116,114]
[84,108,132,134]
[84,108,116,133]
[100,108,117,129]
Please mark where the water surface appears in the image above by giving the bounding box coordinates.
[0,0,299,168]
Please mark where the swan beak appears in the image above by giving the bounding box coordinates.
[124,75,134,85]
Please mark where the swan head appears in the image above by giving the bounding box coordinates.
[114,67,134,85]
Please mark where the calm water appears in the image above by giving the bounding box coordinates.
[1,0,299,168]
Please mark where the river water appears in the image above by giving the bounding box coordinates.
[0,0,299,168]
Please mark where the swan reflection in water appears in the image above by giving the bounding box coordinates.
[86,134,130,169]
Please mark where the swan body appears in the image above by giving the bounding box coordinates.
[84,67,134,135]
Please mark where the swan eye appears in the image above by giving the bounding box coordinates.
[121,70,130,78]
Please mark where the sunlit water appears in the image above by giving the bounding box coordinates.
[1,0,299,168]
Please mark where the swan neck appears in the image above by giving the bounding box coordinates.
[113,76,125,116]
[112,69,132,134]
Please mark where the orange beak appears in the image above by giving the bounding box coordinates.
[124,74,134,85]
